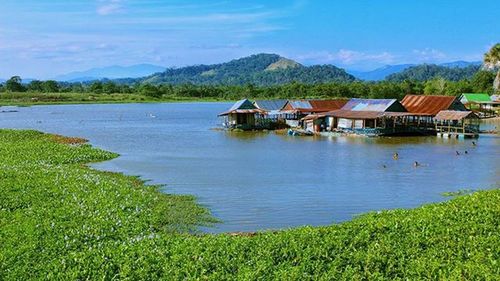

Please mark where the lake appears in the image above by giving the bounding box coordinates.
[0,103,498,233]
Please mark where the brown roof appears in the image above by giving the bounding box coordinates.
[325,110,412,119]
[434,110,478,121]
[309,99,348,112]
[401,95,457,115]
[281,99,348,114]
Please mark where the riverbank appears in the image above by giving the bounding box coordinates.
[0,129,498,279]
[0,92,230,106]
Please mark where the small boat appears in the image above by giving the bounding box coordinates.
[287,129,314,136]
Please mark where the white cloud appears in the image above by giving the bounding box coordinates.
[411,48,447,62]
[295,49,396,66]
[97,0,124,16]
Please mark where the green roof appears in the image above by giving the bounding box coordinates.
[461,93,492,102]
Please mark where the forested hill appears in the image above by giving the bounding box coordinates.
[140,54,356,86]
[386,64,481,82]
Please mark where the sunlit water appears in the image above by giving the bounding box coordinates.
[0,103,498,233]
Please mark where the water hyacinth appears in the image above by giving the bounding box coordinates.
[0,129,498,280]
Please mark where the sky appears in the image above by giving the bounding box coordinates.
[0,0,499,79]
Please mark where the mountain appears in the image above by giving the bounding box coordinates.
[385,64,482,82]
[439,61,481,68]
[348,61,482,81]
[54,64,165,82]
[348,64,415,81]
[141,54,356,86]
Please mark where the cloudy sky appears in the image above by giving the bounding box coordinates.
[0,0,498,79]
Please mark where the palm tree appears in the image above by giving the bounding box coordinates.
[483,43,500,92]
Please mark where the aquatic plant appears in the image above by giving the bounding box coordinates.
[0,129,498,280]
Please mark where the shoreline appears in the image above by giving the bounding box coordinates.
[1,128,498,279]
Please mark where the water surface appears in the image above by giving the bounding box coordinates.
[0,103,498,232]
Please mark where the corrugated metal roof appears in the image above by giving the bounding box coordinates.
[401,95,458,115]
[341,98,399,112]
[283,99,348,113]
[218,109,266,116]
[287,100,313,109]
[461,93,492,103]
[254,100,287,111]
[325,110,411,119]
[309,99,348,112]
[434,110,477,121]
[228,99,256,111]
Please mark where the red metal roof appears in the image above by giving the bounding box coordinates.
[308,99,348,112]
[401,95,458,115]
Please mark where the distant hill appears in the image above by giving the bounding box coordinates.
[386,64,482,82]
[349,61,481,81]
[54,64,165,82]
[141,54,356,86]
[348,64,415,81]
[439,61,481,68]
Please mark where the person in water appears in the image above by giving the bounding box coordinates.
[414,161,420,167]
[465,150,468,154]
[472,141,476,146]
[456,151,460,156]
[393,152,399,160]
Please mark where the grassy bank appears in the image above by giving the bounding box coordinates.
[0,92,229,106]
[0,130,498,280]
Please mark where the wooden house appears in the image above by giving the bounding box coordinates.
[322,98,414,136]
[435,110,480,138]
[459,93,498,117]
[401,95,467,131]
[281,99,347,127]
[218,99,266,130]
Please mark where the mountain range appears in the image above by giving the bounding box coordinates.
[53,64,166,82]
[4,55,482,85]
[348,61,482,81]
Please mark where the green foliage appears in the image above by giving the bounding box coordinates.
[0,130,499,279]
[5,76,25,92]
[387,64,481,82]
[142,53,357,86]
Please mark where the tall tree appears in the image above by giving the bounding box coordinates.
[483,43,500,93]
[5,76,25,92]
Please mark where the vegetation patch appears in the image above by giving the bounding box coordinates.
[0,129,498,280]
[50,134,88,145]
[441,188,477,197]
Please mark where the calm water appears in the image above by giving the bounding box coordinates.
[0,103,498,232]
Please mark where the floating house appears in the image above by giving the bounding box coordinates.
[401,95,467,132]
[434,110,480,138]
[253,99,287,119]
[459,93,498,117]
[320,98,414,136]
[281,99,348,127]
[252,99,289,129]
[218,99,266,130]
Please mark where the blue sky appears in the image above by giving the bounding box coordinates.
[0,0,498,79]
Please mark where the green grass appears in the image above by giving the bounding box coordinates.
[0,129,499,280]
[0,92,229,106]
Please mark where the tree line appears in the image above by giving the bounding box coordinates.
[0,70,496,101]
